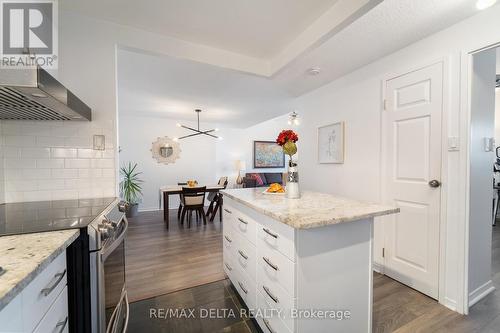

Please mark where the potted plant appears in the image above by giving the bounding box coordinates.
[120,162,144,217]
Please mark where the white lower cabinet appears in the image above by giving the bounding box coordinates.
[223,196,374,333]
[33,287,68,333]
[0,252,69,333]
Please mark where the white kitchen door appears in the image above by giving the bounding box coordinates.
[382,62,443,299]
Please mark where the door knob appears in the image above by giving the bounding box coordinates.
[428,180,441,188]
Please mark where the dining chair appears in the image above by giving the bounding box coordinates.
[180,186,207,228]
[206,177,228,221]
[177,182,188,220]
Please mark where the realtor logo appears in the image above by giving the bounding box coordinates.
[1,0,58,68]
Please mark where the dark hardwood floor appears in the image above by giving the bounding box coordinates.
[125,210,225,303]
[126,210,500,332]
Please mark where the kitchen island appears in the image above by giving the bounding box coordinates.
[220,188,399,333]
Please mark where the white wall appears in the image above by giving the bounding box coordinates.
[118,115,217,211]
[286,5,500,312]
[495,90,500,145]
[468,49,496,304]
[216,114,294,185]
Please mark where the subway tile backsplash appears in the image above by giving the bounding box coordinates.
[0,120,116,203]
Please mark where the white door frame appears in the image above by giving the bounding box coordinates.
[460,40,500,315]
[380,57,450,308]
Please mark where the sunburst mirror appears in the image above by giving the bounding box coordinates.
[151,137,181,164]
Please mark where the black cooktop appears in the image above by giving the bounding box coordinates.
[0,197,117,236]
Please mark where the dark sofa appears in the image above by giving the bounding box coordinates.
[243,172,286,188]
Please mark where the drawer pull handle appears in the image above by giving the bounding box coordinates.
[41,269,66,296]
[263,318,276,333]
[262,257,279,271]
[224,235,232,243]
[224,208,232,214]
[263,228,278,239]
[238,281,248,294]
[238,250,248,260]
[238,218,248,225]
[224,262,232,271]
[263,285,279,304]
[55,316,68,333]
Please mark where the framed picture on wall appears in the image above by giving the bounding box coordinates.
[318,122,345,164]
[253,141,285,168]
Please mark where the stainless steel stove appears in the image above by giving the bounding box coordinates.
[0,197,129,333]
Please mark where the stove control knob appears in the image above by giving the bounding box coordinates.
[98,225,110,240]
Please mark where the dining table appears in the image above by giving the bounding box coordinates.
[159,185,226,229]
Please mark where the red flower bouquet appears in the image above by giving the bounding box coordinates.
[276,130,299,166]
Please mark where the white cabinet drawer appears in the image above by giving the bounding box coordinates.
[233,270,256,310]
[223,247,235,279]
[257,272,295,331]
[23,251,67,332]
[222,204,236,225]
[223,225,235,253]
[232,232,257,283]
[233,210,257,245]
[258,218,295,262]
[33,286,69,333]
[256,292,292,333]
[257,245,295,296]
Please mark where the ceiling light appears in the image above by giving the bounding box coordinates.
[288,111,300,126]
[307,67,321,76]
[175,109,221,140]
[476,0,497,10]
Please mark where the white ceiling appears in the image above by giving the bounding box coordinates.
[117,49,293,128]
[78,0,489,125]
[61,0,340,59]
[274,0,484,95]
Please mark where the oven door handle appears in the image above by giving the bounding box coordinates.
[101,217,128,261]
[106,289,129,333]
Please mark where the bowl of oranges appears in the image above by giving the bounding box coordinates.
[263,183,285,195]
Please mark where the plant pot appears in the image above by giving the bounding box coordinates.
[126,203,139,218]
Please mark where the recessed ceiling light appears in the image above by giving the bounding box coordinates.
[476,0,497,10]
[307,67,321,76]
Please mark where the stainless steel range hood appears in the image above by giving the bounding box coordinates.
[0,67,91,121]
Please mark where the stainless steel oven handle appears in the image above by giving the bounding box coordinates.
[123,291,130,333]
[40,269,66,296]
[101,217,128,261]
[106,289,129,333]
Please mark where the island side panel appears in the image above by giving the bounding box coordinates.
[295,218,373,333]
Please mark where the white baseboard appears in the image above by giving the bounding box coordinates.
[469,280,495,307]
[443,297,458,312]
[138,207,162,212]
[373,262,384,274]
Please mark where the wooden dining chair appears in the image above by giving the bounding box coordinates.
[177,182,188,220]
[180,186,207,228]
[206,177,228,222]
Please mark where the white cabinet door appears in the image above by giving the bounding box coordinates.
[383,62,443,299]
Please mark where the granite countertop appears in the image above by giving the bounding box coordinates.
[0,229,79,311]
[221,188,399,229]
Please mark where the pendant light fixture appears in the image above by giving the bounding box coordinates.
[174,109,222,141]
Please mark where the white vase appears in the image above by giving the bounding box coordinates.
[286,164,301,199]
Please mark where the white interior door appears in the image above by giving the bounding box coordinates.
[382,62,443,299]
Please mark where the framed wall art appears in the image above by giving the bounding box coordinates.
[318,122,345,164]
[253,141,285,168]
